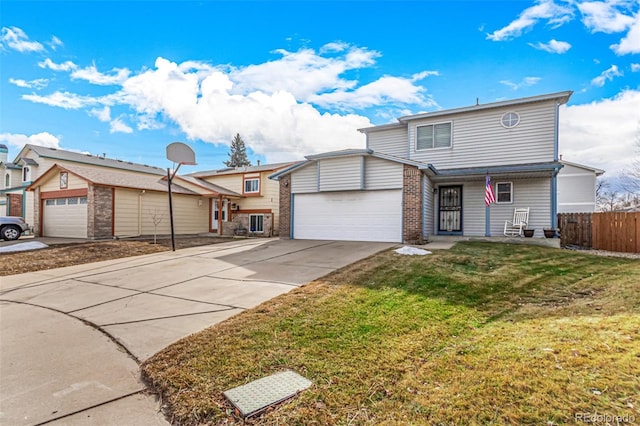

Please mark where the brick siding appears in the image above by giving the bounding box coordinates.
[8,193,23,217]
[87,185,113,239]
[278,176,291,239]
[403,165,423,244]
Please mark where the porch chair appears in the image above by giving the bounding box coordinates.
[503,208,530,237]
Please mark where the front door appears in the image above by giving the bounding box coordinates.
[212,199,228,231]
[438,185,462,234]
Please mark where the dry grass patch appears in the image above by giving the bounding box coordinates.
[142,242,640,425]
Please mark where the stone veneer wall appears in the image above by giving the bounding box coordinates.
[88,185,113,239]
[32,187,40,236]
[278,175,291,239]
[403,165,423,244]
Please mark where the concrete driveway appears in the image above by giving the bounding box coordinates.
[0,238,395,425]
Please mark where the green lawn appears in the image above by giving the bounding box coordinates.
[142,242,640,425]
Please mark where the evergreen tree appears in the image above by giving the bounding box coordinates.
[224,133,252,167]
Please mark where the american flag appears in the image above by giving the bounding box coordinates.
[485,175,496,206]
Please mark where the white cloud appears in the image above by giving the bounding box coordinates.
[9,78,49,89]
[591,64,623,86]
[611,12,640,54]
[632,63,640,71]
[38,58,77,72]
[578,0,636,33]
[110,117,133,134]
[89,106,111,122]
[560,89,640,179]
[0,27,44,53]
[231,45,380,101]
[114,57,372,161]
[500,77,542,90]
[71,64,131,85]
[487,0,574,41]
[529,39,572,53]
[23,44,430,162]
[49,35,63,50]
[22,91,102,109]
[308,75,432,110]
[0,132,61,153]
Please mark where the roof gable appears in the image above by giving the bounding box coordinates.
[28,163,198,195]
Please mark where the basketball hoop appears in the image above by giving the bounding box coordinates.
[165,142,197,251]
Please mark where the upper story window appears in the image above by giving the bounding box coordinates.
[501,112,520,128]
[243,177,260,194]
[496,182,513,203]
[60,172,68,189]
[416,122,452,150]
[4,173,9,188]
[22,167,30,182]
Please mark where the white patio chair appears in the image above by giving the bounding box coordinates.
[503,208,530,237]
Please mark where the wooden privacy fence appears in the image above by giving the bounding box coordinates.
[592,212,640,254]
[558,212,640,253]
[558,213,592,249]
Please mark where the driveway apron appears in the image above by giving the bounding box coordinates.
[0,238,395,425]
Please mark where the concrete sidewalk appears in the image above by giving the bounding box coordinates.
[0,238,396,425]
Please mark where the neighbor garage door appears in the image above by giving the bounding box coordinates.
[43,196,88,238]
[293,190,402,242]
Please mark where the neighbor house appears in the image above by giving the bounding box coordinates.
[0,144,25,217]
[2,144,167,229]
[17,144,292,239]
[271,91,604,243]
[186,162,295,237]
[557,159,604,213]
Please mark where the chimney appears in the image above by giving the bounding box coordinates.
[257,159,261,166]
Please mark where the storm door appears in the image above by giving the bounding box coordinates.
[438,185,462,234]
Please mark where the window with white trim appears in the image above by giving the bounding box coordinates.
[22,167,30,182]
[496,182,513,203]
[45,199,55,206]
[244,178,260,194]
[416,122,452,150]
[249,214,264,233]
[4,173,9,188]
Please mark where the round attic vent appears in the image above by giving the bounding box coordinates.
[501,112,520,128]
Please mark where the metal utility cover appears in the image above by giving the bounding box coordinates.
[223,370,312,418]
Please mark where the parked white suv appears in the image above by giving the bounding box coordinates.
[0,216,30,241]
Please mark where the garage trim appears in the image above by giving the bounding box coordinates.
[41,188,88,199]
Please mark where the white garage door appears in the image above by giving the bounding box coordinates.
[43,197,88,238]
[293,190,402,242]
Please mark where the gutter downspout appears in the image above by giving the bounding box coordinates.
[138,190,144,236]
[552,100,560,229]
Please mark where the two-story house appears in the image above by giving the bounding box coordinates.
[0,143,26,217]
[186,162,296,237]
[271,91,599,243]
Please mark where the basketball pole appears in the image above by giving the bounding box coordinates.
[165,142,196,252]
[167,167,176,251]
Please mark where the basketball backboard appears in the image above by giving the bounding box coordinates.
[166,142,196,165]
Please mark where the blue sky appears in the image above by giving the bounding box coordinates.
[1,0,639,183]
